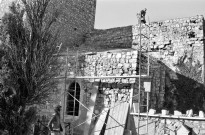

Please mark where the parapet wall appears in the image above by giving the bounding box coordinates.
[132,115,205,135]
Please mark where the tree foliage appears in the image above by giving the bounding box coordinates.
[0,0,61,134]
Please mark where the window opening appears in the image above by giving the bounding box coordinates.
[66,82,80,116]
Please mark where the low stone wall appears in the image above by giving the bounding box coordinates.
[132,114,205,135]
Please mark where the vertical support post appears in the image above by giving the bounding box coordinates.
[146,21,151,135]
[72,50,79,135]
[73,51,78,118]
[137,11,142,135]
[128,84,134,133]
[146,92,149,134]
[62,48,69,135]
[129,84,134,112]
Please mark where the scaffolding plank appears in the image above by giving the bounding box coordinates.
[117,103,129,135]
[90,108,109,135]
[55,75,152,79]
[113,103,122,135]
[104,105,115,135]
[108,104,117,135]
[104,102,129,135]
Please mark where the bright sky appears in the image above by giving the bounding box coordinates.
[94,0,205,29]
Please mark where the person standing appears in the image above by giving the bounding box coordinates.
[140,8,147,24]
[48,105,63,135]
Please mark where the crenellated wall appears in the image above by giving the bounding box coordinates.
[131,115,205,135]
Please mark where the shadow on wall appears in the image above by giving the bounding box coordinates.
[163,59,205,114]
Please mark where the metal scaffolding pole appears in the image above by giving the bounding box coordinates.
[71,50,78,135]
[137,11,142,135]
[146,22,150,135]
[55,74,150,79]
[62,48,68,135]
[137,8,147,135]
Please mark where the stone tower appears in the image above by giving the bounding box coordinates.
[0,0,97,49]
[50,0,97,49]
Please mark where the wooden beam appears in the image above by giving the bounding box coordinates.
[90,108,109,135]
[130,113,205,121]
[55,75,151,79]
[104,103,129,135]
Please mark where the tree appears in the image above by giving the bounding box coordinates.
[0,0,61,134]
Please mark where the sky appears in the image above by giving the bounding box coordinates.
[94,0,205,29]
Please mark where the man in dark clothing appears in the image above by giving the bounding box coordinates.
[140,8,147,24]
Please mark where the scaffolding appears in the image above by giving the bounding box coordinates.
[60,9,151,135]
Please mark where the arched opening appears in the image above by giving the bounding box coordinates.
[66,82,80,116]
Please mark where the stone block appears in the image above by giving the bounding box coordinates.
[174,110,182,116]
